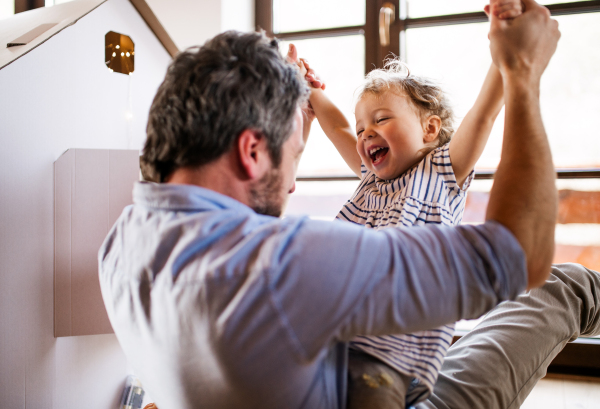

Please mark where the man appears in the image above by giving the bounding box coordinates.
[99,1,600,408]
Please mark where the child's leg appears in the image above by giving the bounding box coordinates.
[347,349,413,409]
[415,263,600,409]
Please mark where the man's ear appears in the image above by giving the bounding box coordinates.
[423,115,442,143]
[237,129,270,180]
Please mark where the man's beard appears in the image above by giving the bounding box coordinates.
[249,167,286,217]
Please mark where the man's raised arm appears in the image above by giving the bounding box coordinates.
[485,0,560,289]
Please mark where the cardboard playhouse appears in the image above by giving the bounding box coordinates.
[0,0,178,337]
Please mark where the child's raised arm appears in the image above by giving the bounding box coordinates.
[288,45,362,177]
[448,63,504,187]
[308,84,362,177]
[448,0,523,187]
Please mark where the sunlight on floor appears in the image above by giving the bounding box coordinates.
[521,378,600,409]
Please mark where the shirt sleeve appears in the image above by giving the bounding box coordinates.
[360,163,368,177]
[433,143,474,192]
[263,218,527,361]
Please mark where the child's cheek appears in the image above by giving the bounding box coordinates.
[356,140,368,168]
[357,142,375,172]
[356,141,366,160]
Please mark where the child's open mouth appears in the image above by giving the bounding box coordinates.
[369,146,389,165]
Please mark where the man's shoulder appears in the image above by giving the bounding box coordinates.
[99,200,323,279]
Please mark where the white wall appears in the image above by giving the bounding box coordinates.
[145,0,254,50]
[2,0,255,50]
[0,0,171,407]
[0,0,256,406]
[0,0,14,20]
[221,0,254,33]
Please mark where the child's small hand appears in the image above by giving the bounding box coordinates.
[487,0,523,19]
[287,44,326,90]
[300,58,326,90]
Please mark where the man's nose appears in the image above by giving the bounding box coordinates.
[288,181,296,194]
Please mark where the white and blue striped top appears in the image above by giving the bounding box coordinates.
[336,143,474,403]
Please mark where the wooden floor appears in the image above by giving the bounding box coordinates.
[521,377,600,409]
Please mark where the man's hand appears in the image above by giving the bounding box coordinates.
[489,0,560,83]
[286,44,324,141]
[295,60,317,125]
[300,99,316,144]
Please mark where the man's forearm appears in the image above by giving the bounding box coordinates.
[486,74,557,288]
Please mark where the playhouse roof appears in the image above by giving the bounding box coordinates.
[0,0,177,70]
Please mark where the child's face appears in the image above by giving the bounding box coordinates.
[355,92,431,180]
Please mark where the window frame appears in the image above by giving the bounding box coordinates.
[257,0,600,378]
[255,0,384,74]
[258,0,600,180]
[256,0,600,79]
[14,0,44,14]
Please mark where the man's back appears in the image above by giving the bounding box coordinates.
[99,182,349,409]
[100,182,527,409]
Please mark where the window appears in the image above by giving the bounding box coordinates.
[258,0,600,374]
[257,0,409,177]
[4,0,73,17]
[0,0,14,19]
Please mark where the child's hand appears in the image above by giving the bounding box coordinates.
[486,0,523,19]
[300,58,326,90]
[287,44,326,90]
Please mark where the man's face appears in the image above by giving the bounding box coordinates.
[250,108,305,217]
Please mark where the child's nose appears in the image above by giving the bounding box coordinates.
[363,129,375,139]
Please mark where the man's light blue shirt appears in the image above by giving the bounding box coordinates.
[99,182,527,409]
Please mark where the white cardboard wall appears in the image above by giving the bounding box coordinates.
[0,0,171,407]
[144,0,254,50]
[54,149,140,338]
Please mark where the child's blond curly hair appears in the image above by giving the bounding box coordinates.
[356,58,455,148]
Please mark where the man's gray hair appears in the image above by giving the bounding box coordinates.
[141,31,309,182]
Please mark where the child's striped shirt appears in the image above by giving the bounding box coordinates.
[336,143,474,403]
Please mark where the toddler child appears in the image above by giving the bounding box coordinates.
[304,58,503,408]
[291,1,523,407]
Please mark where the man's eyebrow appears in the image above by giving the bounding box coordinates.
[296,144,305,158]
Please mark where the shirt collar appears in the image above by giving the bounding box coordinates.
[133,181,255,214]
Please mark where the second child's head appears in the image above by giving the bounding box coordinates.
[355,60,455,180]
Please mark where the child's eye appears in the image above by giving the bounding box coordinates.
[357,129,364,136]
[376,117,389,123]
